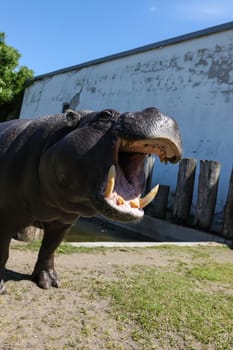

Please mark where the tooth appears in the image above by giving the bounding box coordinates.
[105,165,116,198]
[130,199,140,208]
[117,195,125,205]
[139,184,159,209]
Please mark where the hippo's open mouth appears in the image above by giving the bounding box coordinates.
[98,136,181,221]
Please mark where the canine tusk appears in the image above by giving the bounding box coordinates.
[105,165,116,198]
[139,184,159,209]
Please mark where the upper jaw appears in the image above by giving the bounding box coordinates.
[117,108,182,163]
[120,137,182,163]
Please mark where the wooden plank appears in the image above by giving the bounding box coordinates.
[195,160,221,230]
[173,158,197,223]
[223,169,233,239]
[146,185,170,219]
[143,155,155,195]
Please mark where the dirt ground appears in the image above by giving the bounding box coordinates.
[0,243,232,350]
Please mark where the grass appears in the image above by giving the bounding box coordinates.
[10,241,233,349]
[92,247,233,350]
[11,240,107,254]
[187,262,233,283]
[96,267,233,349]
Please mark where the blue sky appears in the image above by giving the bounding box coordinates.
[1,0,233,76]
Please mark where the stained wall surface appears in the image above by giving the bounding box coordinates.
[20,24,233,215]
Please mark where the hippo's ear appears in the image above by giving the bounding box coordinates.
[65,110,82,127]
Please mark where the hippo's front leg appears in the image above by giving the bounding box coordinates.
[0,234,12,295]
[32,221,71,289]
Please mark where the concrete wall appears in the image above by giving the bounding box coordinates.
[20,23,233,216]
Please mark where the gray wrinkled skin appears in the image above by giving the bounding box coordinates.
[0,107,182,293]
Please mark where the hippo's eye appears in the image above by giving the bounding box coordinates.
[92,111,111,125]
[99,110,113,120]
[99,108,120,120]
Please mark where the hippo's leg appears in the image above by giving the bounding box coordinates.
[32,221,70,289]
[0,234,12,295]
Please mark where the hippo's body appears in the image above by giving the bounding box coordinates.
[0,108,182,294]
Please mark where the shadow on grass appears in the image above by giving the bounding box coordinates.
[3,268,31,283]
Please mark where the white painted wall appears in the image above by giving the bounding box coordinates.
[20,26,233,217]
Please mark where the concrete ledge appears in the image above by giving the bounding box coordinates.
[68,241,227,248]
[102,215,231,245]
[11,239,228,248]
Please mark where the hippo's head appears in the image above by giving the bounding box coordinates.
[39,107,182,222]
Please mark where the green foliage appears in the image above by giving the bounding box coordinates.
[0,32,33,121]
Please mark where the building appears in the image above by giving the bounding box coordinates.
[20,22,233,216]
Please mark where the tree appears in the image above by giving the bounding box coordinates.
[0,32,33,121]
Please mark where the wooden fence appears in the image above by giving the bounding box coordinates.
[146,158,233,240]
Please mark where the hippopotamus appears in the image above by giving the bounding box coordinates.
[0,107,182,294]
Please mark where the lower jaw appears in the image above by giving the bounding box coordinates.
[96,199,144,223]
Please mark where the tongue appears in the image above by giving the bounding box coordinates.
[104,165,159,209]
